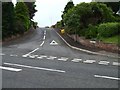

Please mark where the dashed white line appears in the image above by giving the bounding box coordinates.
[37,55,47,59]
[113,62,120,66]
[0,66,22,72]
[43,36,46,40]
[4,62,65,73]
[46,56,57,60]
[98,61,110,65]
[0,53,5,56]
[10,54,18,57]
[40,41,45,47]
[58,57,68,61]
[71,58,82,62]
[94,75,120,80]
[44,31,46,35]
[83,60,96,64]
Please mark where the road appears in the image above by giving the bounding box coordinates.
[1,28,120,88]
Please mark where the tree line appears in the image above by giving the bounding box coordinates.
[54,1,120,45]
[2,0,37,40]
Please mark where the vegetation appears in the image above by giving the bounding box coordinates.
[101,35,120,44]
[54,1,120,46]
[2,1,37,40]
[2,2,16,39]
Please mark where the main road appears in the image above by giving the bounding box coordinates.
[1,28,120,88]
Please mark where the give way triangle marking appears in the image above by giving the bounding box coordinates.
[50,40,58,45]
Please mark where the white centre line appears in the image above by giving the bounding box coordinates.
[43,36,46,40]
[94,75,120,80]
[0,66,22,72]
[44,30,46,34]
[40,41,45,47]
[4,62,65,73]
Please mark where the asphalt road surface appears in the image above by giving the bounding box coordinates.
[1,28,120,88]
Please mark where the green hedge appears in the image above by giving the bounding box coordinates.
[97,22,120,38]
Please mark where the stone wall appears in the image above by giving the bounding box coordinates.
[67,34,120,53]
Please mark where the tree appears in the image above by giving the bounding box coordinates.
[15,2,30,34]
[61,0,74,27]
[63,2,115,35]
[2,1,16,39]
[24,2,37,20]
[104,2,120,13]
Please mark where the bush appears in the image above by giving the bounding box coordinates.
[85,24,98,39]
[97,22,120,38]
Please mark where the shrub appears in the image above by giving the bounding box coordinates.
[97,22,120,38]
[85,24,98,39]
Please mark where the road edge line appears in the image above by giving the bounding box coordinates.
[54,30,120,59]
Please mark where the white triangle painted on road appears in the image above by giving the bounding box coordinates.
[50,40,58,45]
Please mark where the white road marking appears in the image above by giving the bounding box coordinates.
[28,55,36,59]
[44,31,46,35]
[71,58,82,62]
[4,62,65,73]
[28,55,38,59]
[94,75,120,80]
[50,40,58,45]
[43,36,46,40]
[113,62,120,66]
[10,54,18,57]
[0,66,22,72]
[22,48,39,58]
[0,53,5,56]
[83,60,96,63]
[40,41,45,46]
[55,30,120,59]
[58,57,68,61]
[37,55,47,59]
[98,61,109,65]
[46,56,57,60]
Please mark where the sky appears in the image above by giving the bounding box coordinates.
[12,0,92,27]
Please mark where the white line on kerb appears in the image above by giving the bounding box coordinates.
[4,62,66,73]
[54,30,120,59]
[0,66,22,72]
[40,41,45,46]
[94,75,120,80]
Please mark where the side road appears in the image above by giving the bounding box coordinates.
[54,28,120,59]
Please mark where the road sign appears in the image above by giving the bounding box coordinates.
[50,40,58,45]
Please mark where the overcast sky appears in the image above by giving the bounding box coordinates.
[12,0,92,27]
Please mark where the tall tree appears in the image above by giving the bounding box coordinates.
[104,2,120,13]
[25,2,37,20]
[2,1,15,39]
[61,0,74,27]
[15,2,30,34]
